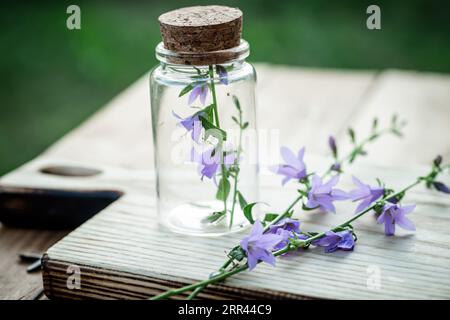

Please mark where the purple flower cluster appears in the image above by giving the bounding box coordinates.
[174,66,232,182]
[305,175,348,213]
[241,217,356,270]
[347,176,384,213]
[240,221,284,270]
[312,230,355,253]
[267,218,307,250]
[191,147,235,181]
[377,203,416,236]
[172,111,203,143]
[241,218,311,270]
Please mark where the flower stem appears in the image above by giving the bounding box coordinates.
[151,245,292,300]
[229,105,244,228]
[208,65,228,216]
[324,127,395,176]
[174,120,404,299]
[151,177,425,300]
[295,179,422,245]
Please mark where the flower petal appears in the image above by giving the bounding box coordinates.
[188,86,201,105]
[256,233,284,249]
[281,147,300,168]
[199,85,208,105]
[297,147,306,162]
[250,220,264,238]
[247,252,258,271]
[400,204,416,215]
[395,215,416,231]
[384,214,395,236]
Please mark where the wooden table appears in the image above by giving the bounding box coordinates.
[1,64,449,299]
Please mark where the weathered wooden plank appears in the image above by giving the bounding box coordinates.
[337,70,450,167]
[2,65,450,300]
[0,228,66,300]
[37,160,450,300]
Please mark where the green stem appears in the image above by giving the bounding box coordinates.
[297,179,422,245]
[176,121,403,299]
[229,107,244,228]
[324,128,393,176]
[208,65,228,216]
[152,245,291,300]
[188,193,303,300]
[151,178,424,300]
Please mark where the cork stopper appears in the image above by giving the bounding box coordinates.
[158,5,243,65]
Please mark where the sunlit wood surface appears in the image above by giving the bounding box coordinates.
[1,64,449,299]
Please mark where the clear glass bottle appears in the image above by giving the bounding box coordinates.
[150,40,259,236]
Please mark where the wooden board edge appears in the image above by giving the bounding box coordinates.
[42,254,312,300]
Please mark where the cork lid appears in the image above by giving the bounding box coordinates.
[159,5,243,54]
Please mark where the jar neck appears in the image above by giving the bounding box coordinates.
[155,40,249,67]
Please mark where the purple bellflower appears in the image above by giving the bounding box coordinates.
[305,175,348,213]
[347,176,384,213]
[433,181,450,194]
[188,83,208,105]
[328,136,337,158]
[173,111,203,143]
[271,147,307,185]
[267,218,304,250]
[377,203,416,236]
[312,230,355,253]
[191,147,235,181]
[241,220,284,270]
[216,65,229,85]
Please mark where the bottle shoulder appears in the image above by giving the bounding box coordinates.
[150,61,256,86]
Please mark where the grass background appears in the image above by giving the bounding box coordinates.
[1,0,449,175]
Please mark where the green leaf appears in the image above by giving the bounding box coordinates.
[237,191,248,211]
[372,118,378,131]
[348,128,356,144]
[231,116,240,126]
[264,213,279,222]
[391,128,403,137]
[232,95,241,111]
[285,210,294,218]
[216,178,231,201]
[203,211,226,223]
[349,150,357,163]
[391,114,398,126]
[243,202,258,224]
[178,83,194,97]
[241,122,249,129]
[193,66,202,75]
[200,116,227,141]
[192,104,214,122]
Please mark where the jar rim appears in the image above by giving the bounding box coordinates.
[155,40,250,66]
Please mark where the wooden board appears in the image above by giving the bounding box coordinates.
[1,65,450,299]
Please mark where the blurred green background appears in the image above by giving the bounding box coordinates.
[1,0,449,175]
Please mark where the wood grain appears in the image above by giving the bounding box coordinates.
[0,227,66,300]
[37,160,450,300]
[1,64,449,299]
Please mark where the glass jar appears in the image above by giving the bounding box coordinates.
[150,40,259,236]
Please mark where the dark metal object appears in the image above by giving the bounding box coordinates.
[18,252,42,273]
[28,288,45,300]
[0,186,122,229]
[18,253,45,300]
